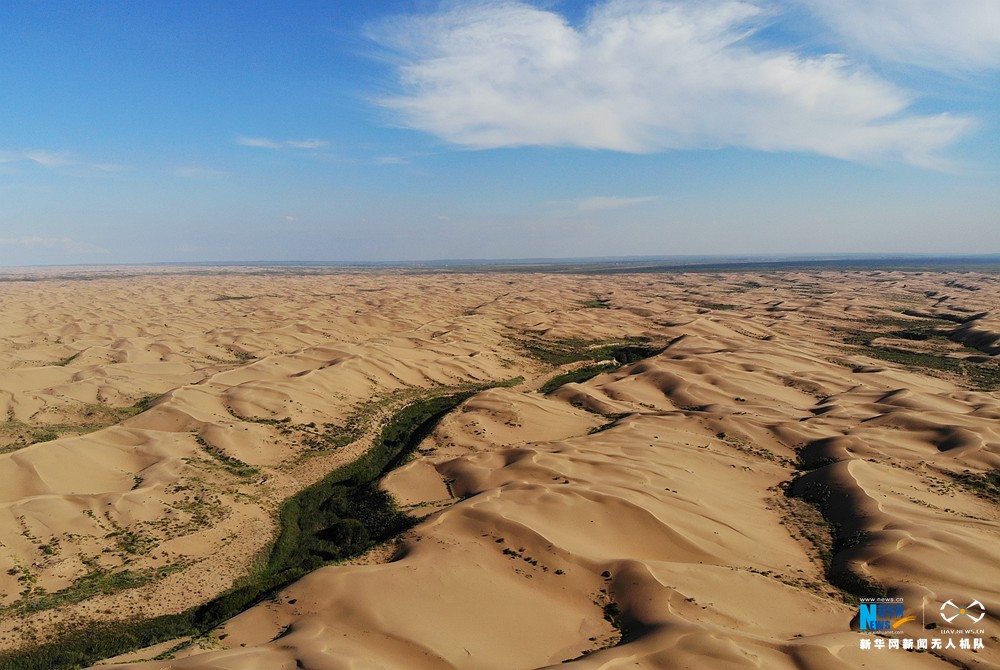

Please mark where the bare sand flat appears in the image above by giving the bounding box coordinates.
[0,267,997,669]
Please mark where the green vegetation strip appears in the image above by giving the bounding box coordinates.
[787,458,888,600]
[54,353,80,366]
[525,339,665,394]
[0,389,483,670]
[519,337,663,367]
[694,302,739,311]
[840,317,1000,391]
[538,364,618,394]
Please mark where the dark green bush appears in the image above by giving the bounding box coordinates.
[0,390,479,670]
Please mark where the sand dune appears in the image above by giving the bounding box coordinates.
[0,267,997,669]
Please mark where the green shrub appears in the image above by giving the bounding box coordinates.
[0,389,482,670]
[539,364,617,394]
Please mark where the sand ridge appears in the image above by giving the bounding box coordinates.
[0,267,997,668]
[0,270,549,640]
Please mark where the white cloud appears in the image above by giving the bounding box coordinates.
[370,0,972,167]
[235,136,329,150]
[0,236,108,254]
[800,0,1000,71]
[22,150,76,168]
[235,136,283,149]
[285,139,330,149]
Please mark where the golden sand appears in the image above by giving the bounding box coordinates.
[0,267,996,669]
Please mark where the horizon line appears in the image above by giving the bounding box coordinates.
[3,252,1000,273]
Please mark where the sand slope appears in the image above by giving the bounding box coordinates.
[1,267,998,669]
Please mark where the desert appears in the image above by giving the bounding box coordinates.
[5,1,999,668]
[0,265,996,669]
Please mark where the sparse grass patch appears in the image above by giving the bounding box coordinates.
[107,528,158,556]
[84,395,159,422]
[602,602,623,630]
[224,346,256,362]
[0,382,508,670]
[785,476,889,600]
[948,470,1000,505]
[588,413,629,434]
[193,434,260,478]
[716,432,792,466]
[207,346,257,364]
[53,353,79,367]
[0,422,63,451]
[838,316,1000,391]
[234,378,524,460]
[0,396,161,453]
[776,486,834,572]
[9,564,183,616]
[166,484,229,534]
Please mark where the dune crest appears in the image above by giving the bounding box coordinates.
[0,267,996,669]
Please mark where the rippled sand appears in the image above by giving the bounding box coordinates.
[0,266,996,669]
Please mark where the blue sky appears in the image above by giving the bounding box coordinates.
[1,0,998,266]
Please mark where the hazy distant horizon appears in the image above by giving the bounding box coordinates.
[3,252,1000,274]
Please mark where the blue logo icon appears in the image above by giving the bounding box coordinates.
[860,600,915,631]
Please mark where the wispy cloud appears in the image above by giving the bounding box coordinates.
[0,236,108,254]
[370,0,972,167]
[578,195,659,211]
[0,148,126,172]
[285,139,329,150]
[801,0,1000,71]
[548,195,660,211]
[1,149,77,168]
[90,163,129,173]
[235,136,330,150]
[22,150,76,168]
[171,167,230,179]
[235,136,283,149]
